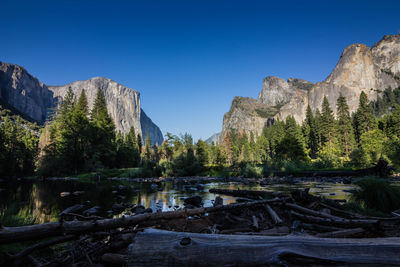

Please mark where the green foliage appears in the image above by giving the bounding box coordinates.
[372,86,400,117]
[0,113,38,177]
[359,129,388,165]
[351,177,400,213]
[242,163,263,178]
[354,92,376,143]
[336,94,356,156]
[320,96,337,146]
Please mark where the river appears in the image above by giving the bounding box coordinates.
[0,178,355,225]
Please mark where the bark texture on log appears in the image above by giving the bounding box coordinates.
[128,228,400,266]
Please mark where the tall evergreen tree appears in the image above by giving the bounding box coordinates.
[195,139,209,167]
[76,89,89,115]
[90,88,116,167]
[320,96,336,146]
[354,91,376,143]
[303,105,318,158]
[336,94,356,156]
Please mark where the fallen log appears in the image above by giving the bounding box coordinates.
[8,235,76,266]
[101,253,126,266]
[265,204,283,225]
[285,203,343,220]
[209,188,276,199]
[0,198,288,244]
[315,228,365,238]
[127,228,400,266]
[291,211,378,228]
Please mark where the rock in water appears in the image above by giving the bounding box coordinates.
[59,204,86,216]
[184,196,203,207]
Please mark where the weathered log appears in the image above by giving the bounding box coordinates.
[285,203,343,220]
[209,188,276,199]
[235,226,290,236]
[315,228,365,238]
[0,198,288,244]
[251,216,259,231]
[127,228,400,266]
[8,235,76,266]
[265,204,283,225]
[318,202,400,221]
[101,253,126,266]
[291,211,378,228]
[300,223,343,232]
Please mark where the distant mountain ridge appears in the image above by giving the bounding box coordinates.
[220,34,400,140]
[0,62,163,145]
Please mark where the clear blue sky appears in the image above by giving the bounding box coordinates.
[1,0,399,141]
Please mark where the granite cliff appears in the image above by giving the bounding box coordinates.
[0,63,163,145]
[0,62,56,122]
[221,34,400,141]
[48,77,163,145]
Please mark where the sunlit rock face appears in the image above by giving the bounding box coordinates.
[220,97,276,141]
[0,62,56,122]
[48,77,163,145]
[221,34,400,140]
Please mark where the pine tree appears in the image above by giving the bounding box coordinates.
[320,96,336,146]
[90,88,116,167]
[195,139,209,167]
[314,108,323,148]
[125,127,140,166]
[60,87,75,116]
[303,105,318,158]
[385,104,400,138]
[143,133,152,161]
[336,94,356,156]
[354,91,376,143]
[76,89,89,116]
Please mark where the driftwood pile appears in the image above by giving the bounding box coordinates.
[2,188,400,266]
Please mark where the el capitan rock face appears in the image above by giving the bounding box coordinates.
[0,63,163,145]
[0,62,56,122]
[221,34,400,141]
[48,77,163,145]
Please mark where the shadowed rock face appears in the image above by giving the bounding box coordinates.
[0,63,163,145]
[140,109,163,145]
[0,62,56,122]
[221,34,400,140]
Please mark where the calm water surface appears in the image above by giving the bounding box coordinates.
[0,178,355,225]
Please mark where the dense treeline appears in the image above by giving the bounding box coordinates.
[0,107,39,177]
[1,86,400,178]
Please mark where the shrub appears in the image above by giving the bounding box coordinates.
[351,177,400,213]
[242,163,263,178]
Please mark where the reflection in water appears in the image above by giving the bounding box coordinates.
[0,179,356,225]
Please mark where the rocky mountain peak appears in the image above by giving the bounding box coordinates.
[372,34,400,76]
[221,34,400,141]
[0,63,163,145]
[0,62,55,122]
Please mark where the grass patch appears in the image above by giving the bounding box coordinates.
[349,177,400,214]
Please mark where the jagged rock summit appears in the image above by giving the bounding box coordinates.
[0,62,163,145]
[221,34,400,141]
